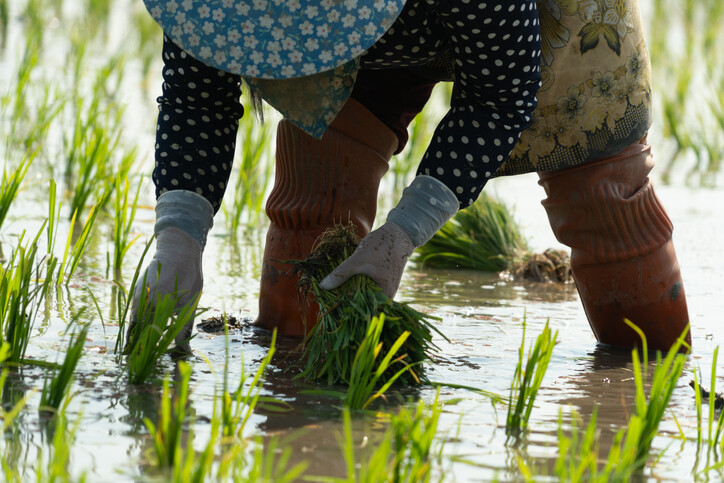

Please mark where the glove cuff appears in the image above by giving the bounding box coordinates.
[155,190,214,249]
[387,175,458,247]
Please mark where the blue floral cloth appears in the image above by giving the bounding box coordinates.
[143,0,405,79]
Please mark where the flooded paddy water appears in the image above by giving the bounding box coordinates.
[1,0,724,481]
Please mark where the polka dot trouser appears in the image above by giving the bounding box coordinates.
[363,0,542,208]
[153,35,244,212]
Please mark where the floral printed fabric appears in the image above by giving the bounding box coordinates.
[498,0,653,176]
[143,0,405,79]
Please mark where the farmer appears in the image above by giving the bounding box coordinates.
[132,0,689,353]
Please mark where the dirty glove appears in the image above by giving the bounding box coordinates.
[319,175,458,298]
[127,190,214,353]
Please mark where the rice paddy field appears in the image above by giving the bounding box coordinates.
[1,0,724,481]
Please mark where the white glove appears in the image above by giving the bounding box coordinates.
[319,175,458,298]
[127,190,214,353]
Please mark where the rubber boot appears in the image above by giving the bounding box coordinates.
[257,98,397,337]
[537,142,691,352]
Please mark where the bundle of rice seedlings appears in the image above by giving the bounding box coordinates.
[294,223,445,387]
[415,192,529,272]
[416,193,572,283]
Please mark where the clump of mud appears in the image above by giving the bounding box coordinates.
[503,249,573,283]
[197,314,246,333]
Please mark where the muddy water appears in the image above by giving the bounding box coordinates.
[4,166,723,481]
[3,0,724,478]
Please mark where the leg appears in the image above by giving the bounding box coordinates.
[538,141,690,351]
[256,68,436,336]
[129,36,244,351]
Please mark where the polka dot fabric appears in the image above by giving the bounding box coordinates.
[153,1,542,213]
[362,0,542,208]
[153,35,244,212]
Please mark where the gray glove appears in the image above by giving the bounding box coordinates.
[319,175,458,298]
[128,190,214,353]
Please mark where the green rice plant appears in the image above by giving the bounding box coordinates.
[505,319,558,439]
[3,30,41,150]
[38,319,89,414]
[320,393,445,482]
[64,117,122,219]
[552,407,602,482]
[220,328,279,440]
[20,0,45,48]
[144,361,193,468]
[0,228,53,364]
[0,152,35,233]
[223,112,274,233]
[124,286,199,385]
[56,199,105,285]
[344,314,420,410]
[688,346,724,477]
[294,223,445,387]
[598,321,688,480]
[387,389,445,482]
[110,174,142,281]
[0,342,27,431]
[35,406,86,482]
[113,237,154,356]
[415,192,529,271]
[0,0,7,48]
[235,435,309,483]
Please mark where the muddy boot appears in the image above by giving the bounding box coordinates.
[257,98,397,336]
[537,142,690,352]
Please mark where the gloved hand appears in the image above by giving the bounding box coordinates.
[319,175,458,298]
[127,190,214,353]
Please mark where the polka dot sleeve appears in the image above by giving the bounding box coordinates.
[153,35,245,213]
[416,1,542,209]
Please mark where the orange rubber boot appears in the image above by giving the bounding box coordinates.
[538,142,691,352]
[256,98,397,337]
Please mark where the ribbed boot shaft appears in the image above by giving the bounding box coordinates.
[539,143,672,263]
[265,120,385,233]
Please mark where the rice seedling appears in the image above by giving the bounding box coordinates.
[3,30,41,149]
[144,361,193,468]
[110,173,142,281]
[38,319,89,414]
[0,152,35,234]
[344,314,421,410]
[35,405,85,482]
[20,0,45,47]
[321,393,445,482]
[0,228,53,364]
[505,319,557,439]
[112,237,154,355]
[551,407,602,482]
[415,192,529,272]
[688,346,724,476]
[123,284,199,385]
[234,434,309,483]
[598,322,688,480]
[55,199,105,285]
[0,0,8,48]
[0,342,26,431]
[222,111,274,234]
[294,223,445,387]
[219,327,279,440]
